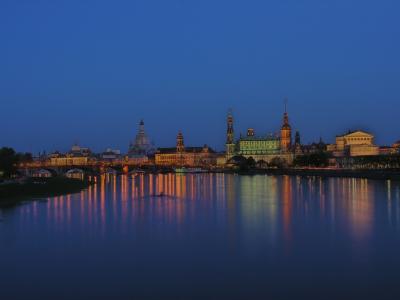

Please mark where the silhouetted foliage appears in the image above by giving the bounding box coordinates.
[0,148,34,178]
[0,147,19,178]
[268,157,288,169]
[256,160,268,169]
[293,151,329,167]
[227,156,258,171]
[246,157,256,168]
[17,152,33,164]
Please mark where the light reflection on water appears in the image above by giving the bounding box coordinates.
[1,174,400,299]
[8,174,400,245]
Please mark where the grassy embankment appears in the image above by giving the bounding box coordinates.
[0,177,91,207]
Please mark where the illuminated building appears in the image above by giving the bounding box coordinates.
[225,105,294,164]
[155,131,217,167]
[125,155,149,165]
[327,130,379,157]
[47,144,94,166]
[238,129,281,156]
[280,101,292,152]
[70,144,91,157]
[101,149,121,162]
[49,156,90,166]
[379,146,397,155]
[377,140,400,155]
[128,120,155,157]
[225,109,235,160]
[392,140,400,154]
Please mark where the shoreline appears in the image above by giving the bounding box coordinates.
[0,177,91,207]
[136,167,400,180]
[222,168,400,180]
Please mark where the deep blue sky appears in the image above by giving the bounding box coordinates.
[1,0,399,154]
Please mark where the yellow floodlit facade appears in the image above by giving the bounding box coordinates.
[329,130,379,157]
[155,132,217,167]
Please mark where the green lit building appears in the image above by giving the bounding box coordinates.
[237,130,281,156]
[225,109,293,164]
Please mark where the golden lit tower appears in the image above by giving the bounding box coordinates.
[226,109,235,159]
[176,131,185,153]
[280,99,292,152]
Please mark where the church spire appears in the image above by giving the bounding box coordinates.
[225,109,235,159]
[226,108,234,144]
[176,131,185,153]
[280,98,292,152]
[283,97,289,127]
[139,119,145,134]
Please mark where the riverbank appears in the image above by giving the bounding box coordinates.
[231,168,400,180]
[129,167,400,180]
[0,177,91,207]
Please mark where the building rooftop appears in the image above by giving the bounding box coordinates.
[157,146,216,154]
[239,135,280,141]
[336,130,373,138]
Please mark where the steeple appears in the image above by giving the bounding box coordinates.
[176,131,185,153]
[280,98,292,152]
[225,109,235,159]
[282,97,290,128]
[226,109,234,144]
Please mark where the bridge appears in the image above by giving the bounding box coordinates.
[18,160,151,177]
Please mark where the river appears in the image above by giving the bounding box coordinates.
[1,174,400,299]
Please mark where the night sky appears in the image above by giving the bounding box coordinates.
[1,0,399,154]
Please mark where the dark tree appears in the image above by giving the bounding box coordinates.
[256,160,268,169]
[18,152,33,164]
[227,155,257,171]
[293,151,330,167]
[269,157,288,169]
[246,157,256,168]
[0,147,19,178]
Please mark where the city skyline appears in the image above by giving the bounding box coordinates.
[2,104,399,154]
[4,104,399,155]
[1,1,399,152]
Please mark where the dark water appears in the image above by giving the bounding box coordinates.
[1,174,400,299]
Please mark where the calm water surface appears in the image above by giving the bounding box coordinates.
[1,174,400,299]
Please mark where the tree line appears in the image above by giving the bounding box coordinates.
[229,151,331,170]
[0,147,32,179]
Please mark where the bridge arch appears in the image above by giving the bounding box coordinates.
[65,168,85,179]
[31,169,54,178]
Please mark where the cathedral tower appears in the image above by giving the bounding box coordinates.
[280,99,292,152]
[138,120,145,135]
[128,119,154,156]
[226,109,235,159]
[176,131,185,153]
